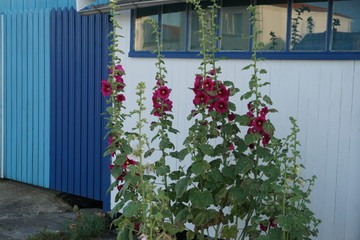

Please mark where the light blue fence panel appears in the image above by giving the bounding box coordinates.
[0,0,77,12]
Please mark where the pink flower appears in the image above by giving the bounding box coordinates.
[116,94,126,102]
[260,107,268,117]
[163,99,173,111]
[108,136,114,146]
[228,143,234,151]
[110,64,125,75]
[228,113,235,121]
[193,92,209,105]
[214,98,228,113]
[203,77,215,91]
[216,84,230,101]
[253,116,266,132]
[155,86,171,99]
[115,75,125,90]
[101,80,112,97]
[262,133,270,147]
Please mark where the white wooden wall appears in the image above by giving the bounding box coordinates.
[112,11,360,240]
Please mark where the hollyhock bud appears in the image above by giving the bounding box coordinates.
[228,143,234,151]
[116,94,126,102]
[117,184,123,191]
[260,106,268,117]
[228,112,235,121]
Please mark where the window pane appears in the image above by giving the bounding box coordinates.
[256,0,287,51]
[291,0,328,51]
[189,1,213,51]
[162,3,187,51]
[220,0,251,51]
[332,0,360,51]
[134,7,158,51]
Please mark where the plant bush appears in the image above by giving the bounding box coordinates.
[104,1,321,240]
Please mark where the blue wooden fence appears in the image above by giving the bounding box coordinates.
[3,9,51,187]
[0,0,76,12]
[50,8,111,209]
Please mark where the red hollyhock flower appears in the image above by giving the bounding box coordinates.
[116,94,126,102]
[115,76,125,90]
[216,84,230,100]
[214,98,228,113]
[270,219,277,228]
[154,109,163,117]
[110,64,125,75]
[247,111,255,118]
[247,103,254,112]
[155,86,171,99]
[260,106,268,117]
[193,75,203,93]
[228,143,234,151]
[260,223,268,232]
[117,171,127,181]
[122,157,137,169]
[228,112,235,121]
[108,164,114,171]
[209,69,216,75]
[101,80,112,97]
[108,136,114,146]
[152,95,161,108]
[193,92,209,105]
[117,184,123,191]
[134,222,141,232]
[203,77,215,91]
[163,99,173,111]
[262,133,270,147]
[253,116,266,132]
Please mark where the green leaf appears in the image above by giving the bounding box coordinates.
[170,148,188,160]
[160,137,174,150]
[209,168,224,182]
[221,225,238,239]
[163,222,182,235]
[269,227,282,240]
[191,161,211,175]
[199,144,214,156]
[189,191,213,208]
[228,102,236,111]
[235,156,254,174]
[144,148,155,158]
[242,64,253,70]
[123,201,140,217]
[186,230,195,240]
[223,81,234,87]
[175,177,190,198]
[263,121,275,135]
[260,69,267,74]
[193,209,217,225]
[175,208,190,223]
[256,146,271,158]
[169,127,179,134]
[268,108,278,113]
[169,170,183,181]
[235,114,251,126]
[241,178,259,196]
[263,95,273,105]
[214,187,227,204]
[222,166,235,179]
[228,186,246,205]
[244,133,262,145]
[241,92,252,100]
[156,165,170,176]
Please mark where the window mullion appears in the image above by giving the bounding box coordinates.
[326,0,334,51]
[158,5,162,48]
[285,0,292,52]
[185,3,190,51]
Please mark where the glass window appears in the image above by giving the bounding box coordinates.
[256,0,287,50]
[134,7,158,51]
[220,0,251,51]
[162,3,187,51]
[291,0,328,51]
[332,0,360,51]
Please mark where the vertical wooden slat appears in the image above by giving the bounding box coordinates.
[15,11,22,181]
[80,14,88,197]
[44,8,51,188]
[10,12,16,180]
[4,11,11,179]
[55,8,63,190]
[38,9,45,187]
[50,8,56,189]
[87,14,95,199]
[0,14,3,178]
[68,7,75,195]
[61,8,69,193]
[94,13,102,201]
[27,10,34,184]
[33,10,40,185]
[74,10,82,196]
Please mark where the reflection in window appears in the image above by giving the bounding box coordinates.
[162,4,187,51]
[332,0,360,51]
[135,7,158,51]
[256,0,287,50]
[221,0,250,50]
[291,0,328,51]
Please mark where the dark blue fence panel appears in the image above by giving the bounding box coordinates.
[50,8,111,210]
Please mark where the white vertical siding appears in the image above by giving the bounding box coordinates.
[112,11,360,240]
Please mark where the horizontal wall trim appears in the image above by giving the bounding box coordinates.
[128,50,360,60]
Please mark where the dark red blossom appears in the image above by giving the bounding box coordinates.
[108,136,114,146]
[122,157,137,169]
[228,113,235,121]
[116,76,125,90]
[216,84,230,101]
[116,94,126,102]
[117,171,127,181]
[108,164,114,171]
[253,116,266,132]
[228,143,234,151]
[110,64,125,75]
[260,107,268,117]
[193,75,203,93]
[262,133,271,147]
[101,80,112,97]
[247,111,255,118]
[247,103,255,112]
[117,185,123,191]
[209,69,216,75]
[193,92,209,105]
[155,86,171,99]
[203,77,215,91]
[260,223,268,232]
[214,98,228,113]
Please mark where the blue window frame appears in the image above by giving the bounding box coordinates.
[129,0,360,60]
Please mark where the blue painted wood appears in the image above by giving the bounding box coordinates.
[0,0,76,12]
[10,12,16,181]
[49,8,111,207]
[33,10,40,185]
[68,7,76,194]
[61,7,69,193]
[44,9,51,188]
[88,14,95,199]
[4,12,11,179]
[27,10,34,184]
